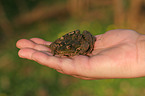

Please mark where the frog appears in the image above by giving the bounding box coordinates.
[48,30,96,57]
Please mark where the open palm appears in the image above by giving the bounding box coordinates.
[17,29,145,80]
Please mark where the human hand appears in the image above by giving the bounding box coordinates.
[16,29,145,80]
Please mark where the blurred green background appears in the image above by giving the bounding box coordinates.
[1,0,145,96]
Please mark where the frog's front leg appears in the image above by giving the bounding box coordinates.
[76,42,90,55]
[82,30,96,53]
[82,30,94,42]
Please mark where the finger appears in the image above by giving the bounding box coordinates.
[18,48,51,59]
[32,52,90,76]
[95,29,139,48]
[56,69,64,74]
[31,54,95,77]
[32,44,50,51]
[16,39,50,51]
[94,30,126,49]
[32,53,76,75]
[16,39,36,49]
[94,34,104,49]
[30,38,51,45]
[18,48,76,74]
[72,75,95,80]
[18,48,37,59]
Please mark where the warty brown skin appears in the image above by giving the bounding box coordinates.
[48,30,96,57]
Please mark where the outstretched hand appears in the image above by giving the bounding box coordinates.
[16,29,145,80]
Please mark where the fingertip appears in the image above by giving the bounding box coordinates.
[18,48,36,59]
[30,38,51,45]
[16,39,26,48]
[16,39,35,49]
[30,38,45,44]
[18,49,24,58]
[18,49,25,58]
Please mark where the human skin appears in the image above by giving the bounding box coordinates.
[16,29,145,80]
